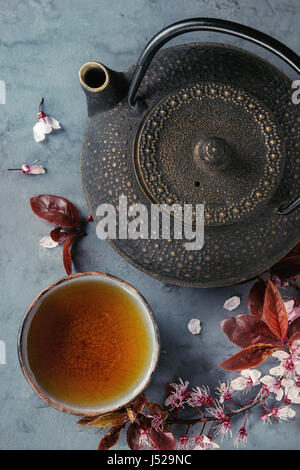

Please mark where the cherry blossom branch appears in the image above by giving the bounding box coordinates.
[165,399,261,426]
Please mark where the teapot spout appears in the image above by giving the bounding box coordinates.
[79,62,128,115]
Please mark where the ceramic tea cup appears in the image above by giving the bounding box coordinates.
[18,272,160,416]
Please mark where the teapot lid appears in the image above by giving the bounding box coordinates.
[135,82,285,226]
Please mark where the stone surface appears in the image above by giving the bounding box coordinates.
[0,0,299,450]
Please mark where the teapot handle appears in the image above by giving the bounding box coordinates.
[128,18,300,215]
[128,18,300,107]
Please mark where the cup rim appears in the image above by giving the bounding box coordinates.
[18,271,160,416]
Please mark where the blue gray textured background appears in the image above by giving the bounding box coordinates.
[0,0,300,450]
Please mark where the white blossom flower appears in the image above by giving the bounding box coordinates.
[234,426,248,447]
[187,318,201,335]
[260,375,284,401]
[269,406,296,422]
[214,418,232,441]
[39,236,59,248]
[188,385,214,407]
[165,378,190,409]
[216,381,234,403]
[8,163,46,174]
[22,164,46,174]
[282,377,300,404]
[194,435,219,450]
[223,296,240,311]
[285,299,300,323]
[269,351,300,378]
[33,97,61,142]
[231,369,261,392]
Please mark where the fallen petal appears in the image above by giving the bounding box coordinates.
[224,296,240,311]
[39,235,59,248]
[33,121,46,142]
[22,164,46,175]
[45,115,61,129]
[188,318,201,335]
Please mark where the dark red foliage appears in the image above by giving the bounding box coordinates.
[288,316,300,338]
[148,428,176,450]
[219,343,280,371]
[50,227,74,243]
[221,314,278,349]
[30,195,87,275]
[288,332,300,354]
[126,422,143,450]
[248,280,266,317]
[63,238,73,275]
[98,425,125,450]
[30,195,80,227]
[132,393,147,414]
[263,281,288,340]
[269,241,300,280]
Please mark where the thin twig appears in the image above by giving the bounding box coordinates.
[166,399,260,426]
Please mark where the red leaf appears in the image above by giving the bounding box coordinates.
[248,280,266,317]
[63,237,73,275]
[30,195,80,228]
[221,314,278,348]
[98,424,125,450]
[288,317,300,338]
[132,393,147,414]
[148,429,176,450]
[146,402,168,419]
[62,231,85,276]
[50,227,73,243]
[126,423,142,450]
[77,416,98,426]
[288,332,300,354]
[219,343,280,371]
[263,281,288,339]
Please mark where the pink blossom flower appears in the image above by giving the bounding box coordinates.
[270,275,288,287]
[268,406,296,422]
[8,163,46,174]
[282,377,300,404]
[285,299,300,323]
[138,429,153,449]
[165,379,190,409]
[177,434,190,450]
[260,375,284,401]
[188,386,214,408]
[270,351,300,378]
[231,369,261,392]
[193,435,219,450]
[234,426,248,447]
[209,402,226,422]
[216,381,234,403]
[260,411,271,424]
[33,97,61,142]
[151,415,164,432]
[214,418,232,441]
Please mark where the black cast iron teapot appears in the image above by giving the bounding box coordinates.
[79,18,300,287]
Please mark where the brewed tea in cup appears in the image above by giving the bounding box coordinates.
[18,272,159,415]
